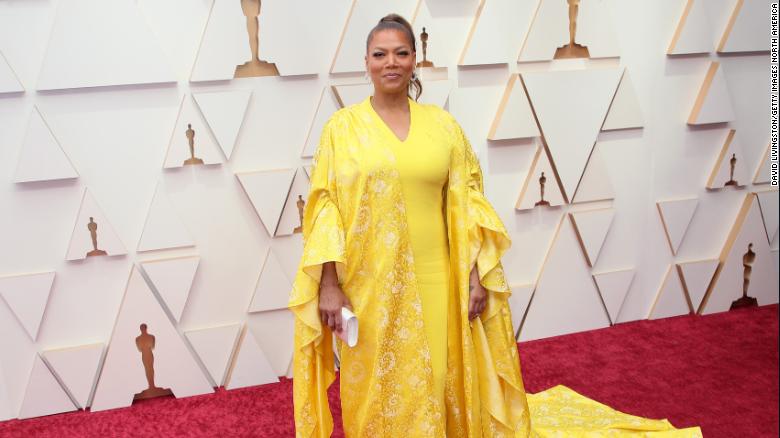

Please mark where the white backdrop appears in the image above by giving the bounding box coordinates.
[0,0,777,420]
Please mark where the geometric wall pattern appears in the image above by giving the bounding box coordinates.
[0,0,775,421]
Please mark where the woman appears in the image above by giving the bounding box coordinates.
[289,14,701,438]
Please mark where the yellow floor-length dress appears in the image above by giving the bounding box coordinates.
[289,97,702,438]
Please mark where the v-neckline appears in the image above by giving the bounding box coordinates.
[368,97,415,144]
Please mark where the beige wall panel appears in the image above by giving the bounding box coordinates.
[522,67,622,199]
[667,0,713,55]
[602,69,643,131]
[519,220,610,341]
[649,265,691,320]
[37,0,176,90]
[460,0,538,66]
[331,0,419,73]
[0,272,54,342]
[0,51,23,93]
[593,268,635,324]
[185,323,241,387]
[225,324,277,389]
[42,343,104,409]
[18,355,77,419]
[717,0,769,53]
[701,195,779,315]
[677,259,719,312]
[140,256,200,323]
[519,0,620,62]
[13,107,78,183]
[90,268,213,412]
[193,90,252,161]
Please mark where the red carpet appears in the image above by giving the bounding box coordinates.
[1,305,777,437]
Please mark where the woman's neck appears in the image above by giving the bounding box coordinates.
[371,90,409,113]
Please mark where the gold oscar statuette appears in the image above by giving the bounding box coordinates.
[554,0,591,59]
[724,153,738,187]
[234,0,280,78]
[416,27,434,68]
[730,243,758,310]
[86,217,108,257]
[293,195,305,234]
[183,123,204,166]
[133,323,173,400]
[535,172,551,207]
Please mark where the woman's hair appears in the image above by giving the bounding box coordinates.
[366,14,423,101]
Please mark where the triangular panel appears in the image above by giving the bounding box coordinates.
[516,145,566,210]
[331,83,372,108]
[488,74,539,141]
[656,198,699,255]
[519,220,610,341]
[418,79,453,108]
[189,0,249,82]
[163,95,224,168]
[0,51,24,93]
[688,62,735,125]
[236,169,296,236]
[572,143,615,203]
[522,68,622,199]
[140,256,200,322]
[193,90,252,161]
[37,0,175,90]
[460,0,537,66]
[90,268,213,412]
[65,189,127,261]
[18,355,77,419]
[706,129,748,189]
[519,0,620,62]
[753,143,772,184]
[185,323,241,387]
[667,0,713,55]
[276,169,311,237]
[701,194,779,314]
[249,251,293,313]
[717,0,768,53]
[592,269,634,324]
[137,184,195,252]
[508,284,534,337]
[649,266,691,320]
[247,309,295,376]
[302,87,341,158]
[331,0,419,73]
[569,208,615,267]
[756,190,779,247]
[42,343,104,409]
[602,69,643,131]
[224,325,278,389]
[677,259,719,313]
[0,272,55,341]
[14,107,78,183]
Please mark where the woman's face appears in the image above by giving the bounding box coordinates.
[365,29,416,97]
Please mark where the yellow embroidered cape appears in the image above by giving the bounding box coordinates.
[289,98,702,438]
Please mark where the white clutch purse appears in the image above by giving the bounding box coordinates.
[334,307,358,347]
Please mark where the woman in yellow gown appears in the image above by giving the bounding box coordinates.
[289,14,701,438]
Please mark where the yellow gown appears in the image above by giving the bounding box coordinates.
[289,97,701,438]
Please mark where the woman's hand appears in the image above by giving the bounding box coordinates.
[468,266,487,320]
[319,283,352,332]
[318,262,352,332]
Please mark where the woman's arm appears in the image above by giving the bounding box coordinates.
[469,264,487,320]
[319,262,352,332]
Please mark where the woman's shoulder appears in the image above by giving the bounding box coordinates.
[415,101,458,125]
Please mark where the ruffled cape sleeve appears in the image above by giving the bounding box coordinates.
[288,118,346,438]
[457,125,532,436]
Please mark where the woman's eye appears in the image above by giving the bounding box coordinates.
[398,51,409,56]
[373,52,384,57]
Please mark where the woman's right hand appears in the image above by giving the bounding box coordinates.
[319,283,352,333]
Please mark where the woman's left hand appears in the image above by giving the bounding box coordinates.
[468,267,487,320]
